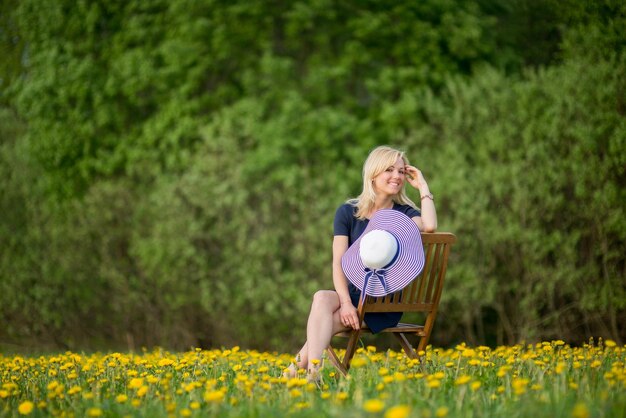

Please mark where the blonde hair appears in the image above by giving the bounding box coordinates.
[348,146,418,220]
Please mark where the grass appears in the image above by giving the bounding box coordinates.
[1,339,624,417]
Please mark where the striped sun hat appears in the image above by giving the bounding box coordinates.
[341,209,425,299]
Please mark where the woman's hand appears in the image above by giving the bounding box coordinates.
[404,164,429,193]
[340,303,360,330]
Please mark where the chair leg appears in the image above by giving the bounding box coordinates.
[393,333,418,359]
[326,346,348,377]
[417,332,430,353]
[341,330,361,371]
[327,330,362,375]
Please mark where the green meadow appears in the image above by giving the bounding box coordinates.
[2,341,624,417]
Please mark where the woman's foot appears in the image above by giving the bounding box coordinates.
[307,368,322,384]
[282,363,299,379]
[307,359,323,384]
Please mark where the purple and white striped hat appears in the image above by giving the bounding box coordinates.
[342,209,424,298]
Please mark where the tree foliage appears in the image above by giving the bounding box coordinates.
[0,0,624,351]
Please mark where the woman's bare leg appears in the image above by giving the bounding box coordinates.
[288,290,351,377]
[304,290,350,373]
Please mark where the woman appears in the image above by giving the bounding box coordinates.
[286,145,437,380]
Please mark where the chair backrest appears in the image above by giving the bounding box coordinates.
[360,232,457,314]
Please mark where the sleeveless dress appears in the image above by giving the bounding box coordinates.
[333,202,421,333]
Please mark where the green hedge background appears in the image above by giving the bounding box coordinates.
[1,0,624,352]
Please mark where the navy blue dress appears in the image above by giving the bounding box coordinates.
[333,202,421,333]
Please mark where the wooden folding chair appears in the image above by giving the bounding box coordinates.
[327,232,456,376]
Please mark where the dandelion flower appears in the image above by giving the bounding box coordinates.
[363,399,385,413]
[204,390,225,403]
[18,401,34,415]
[351,357,367,368]
[290,389,303,398]
[385,405,410,418]
[87,408,102,417]
[336,392,349,402]
[435,406,449,417]
[572,402,590,418]
[455,375,471,385]
[128,378,144,389]
[427,379,441,389]
[137,385,149,397]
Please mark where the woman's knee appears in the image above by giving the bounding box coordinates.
[311,290,337,311]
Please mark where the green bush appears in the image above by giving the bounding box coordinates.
[1,0,624,351]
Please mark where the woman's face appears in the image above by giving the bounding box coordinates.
[372,156,406,197]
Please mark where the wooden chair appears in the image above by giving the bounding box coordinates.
[327,232,456,376]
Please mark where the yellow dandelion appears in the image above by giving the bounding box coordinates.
[190,401,200,410]
[68,385,82,395]
[116,394,128,403]
[435,406,449,417]
[363,399,385,413]
[180,408,192,417]
[351,357,367,368]
[87,408,102,417]
[471,381,481,391]
[0,390,9,398]
[512,378,529,395]
[336,392,349,402]
[18,401,34,415]
[136,385,149,397]
[204,390,225,403]
[571,402,590,418]
[427,379,441,389]
[158,358,175,367]
[385,405,411,418]
[128,377,144,389]
[604,340,617,348]
[462,349,477,358]
[455,375,471,385]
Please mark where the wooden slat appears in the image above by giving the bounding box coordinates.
[363,302,433,312]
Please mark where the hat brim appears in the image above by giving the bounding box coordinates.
[341,209,424,297]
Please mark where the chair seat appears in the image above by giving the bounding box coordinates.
[335,323,425,338]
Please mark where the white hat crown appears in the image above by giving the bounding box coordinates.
[359,229,398,269]
[342,209,424,298]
